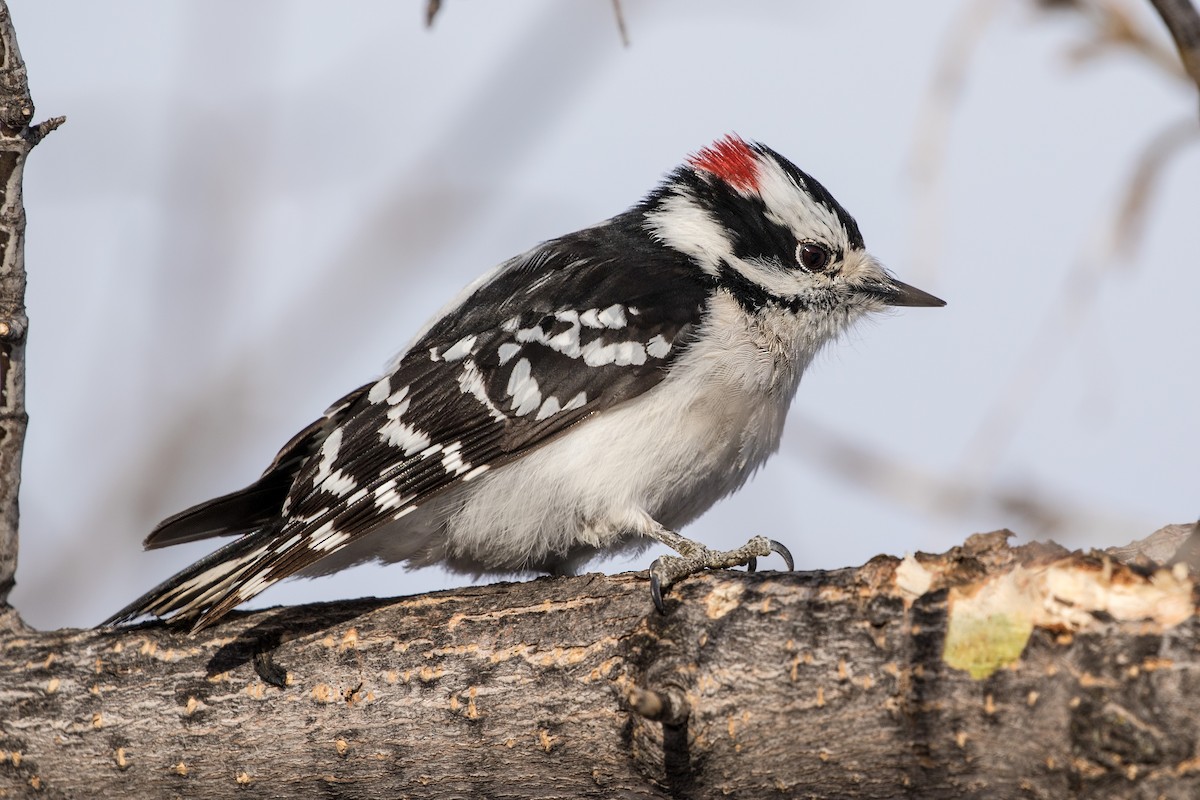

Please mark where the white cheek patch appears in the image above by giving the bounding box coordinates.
[643,190,733,275]
[725,256,806,300]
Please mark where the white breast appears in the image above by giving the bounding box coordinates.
[302,292,825,579]
[439,292,816,571]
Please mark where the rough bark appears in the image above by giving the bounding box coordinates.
[0,1,62,607]
[1,530,1198,799]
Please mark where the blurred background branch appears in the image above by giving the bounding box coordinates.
[901,0,1198,547]
[1147,0,1200,93]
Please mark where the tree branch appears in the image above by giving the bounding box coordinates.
[1148,0,1200,99]
[0,1,61,608]
[2,5,1196,797]
[2,532,1197,798]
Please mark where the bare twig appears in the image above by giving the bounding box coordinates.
[1063,0,1187,80]
[789,416,1143,541]
[1147,0,1200,97]
[907,5,1198,484]
[0,1,63,607]
[1109,117,1199,256]
[957,117,1197,478]
[908,0,1004,284]
[612,0,630,47]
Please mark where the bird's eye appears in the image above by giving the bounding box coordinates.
[797,241,831,273]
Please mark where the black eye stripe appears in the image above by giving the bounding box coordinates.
[712,263,810,314]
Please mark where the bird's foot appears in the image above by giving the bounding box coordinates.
[648,535,794,613]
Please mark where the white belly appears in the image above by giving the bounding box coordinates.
[302,294,815,577]
[441,294,810,571]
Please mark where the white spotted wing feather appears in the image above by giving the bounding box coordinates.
[108,217,708,629]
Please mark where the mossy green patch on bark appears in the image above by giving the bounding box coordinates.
[942,611,1033,680]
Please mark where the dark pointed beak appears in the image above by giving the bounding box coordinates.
[866,277,946,308]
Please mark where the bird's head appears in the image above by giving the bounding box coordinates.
[643,135,943,339]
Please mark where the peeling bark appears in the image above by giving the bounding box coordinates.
[1,532,1198,799]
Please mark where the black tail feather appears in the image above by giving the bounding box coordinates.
[110,384,375,630]
[143,471,292,549]
[143,383,373,551]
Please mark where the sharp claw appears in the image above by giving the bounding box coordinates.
[648,539,791,612]
[769,539,795,571]
[650,567,666,614]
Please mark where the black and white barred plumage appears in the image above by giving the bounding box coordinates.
[108,135,943,630]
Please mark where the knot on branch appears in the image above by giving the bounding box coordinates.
[626,684,690,726]
[0,315,25,342]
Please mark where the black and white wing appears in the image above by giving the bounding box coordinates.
[107,213,711,629]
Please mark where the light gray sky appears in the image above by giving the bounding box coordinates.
[9,1,1198,629]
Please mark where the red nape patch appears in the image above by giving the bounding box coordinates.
[687,134,760,192]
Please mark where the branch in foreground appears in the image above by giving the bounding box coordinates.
[2,531,1198,798]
